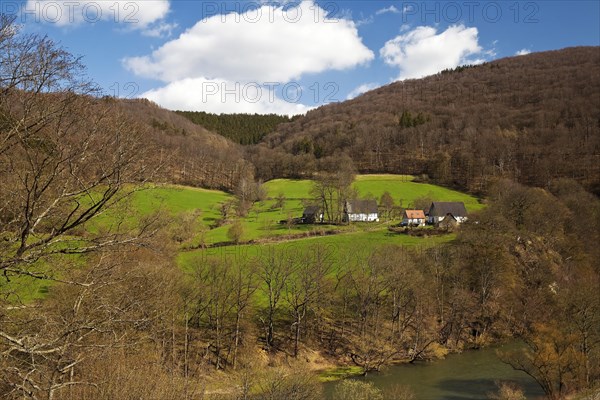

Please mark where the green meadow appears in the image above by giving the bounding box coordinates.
[263,175,482,211]
[120,175,482,246]
[1,275,51,304]
[353,175,484,212]
[13,175,481,301]
[263,179,314,199]
[2,253,86,304]
[128,184,232,220]
[177,229,455,307]
[177,229,455,274]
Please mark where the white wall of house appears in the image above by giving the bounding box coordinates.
[348,213,379,222]
[429,215,467,224]
[404,217,425,226]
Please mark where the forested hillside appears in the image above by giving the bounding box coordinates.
[177,111,293,145]
[116,99,253,191]
[251,47,600,195]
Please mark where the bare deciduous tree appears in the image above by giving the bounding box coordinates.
[0,16,154,282]
[0,15,165,399]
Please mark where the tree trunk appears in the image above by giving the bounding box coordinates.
[232,311,241,369]
[294,315,301,357]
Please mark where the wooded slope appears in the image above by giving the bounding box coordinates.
[116,99,251,191]
[255,47,600,194]
[176,111,293,145]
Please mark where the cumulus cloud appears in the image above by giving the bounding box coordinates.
[515,48,531,56]
[123,1,374,83]
[141,78,313,116]
[380,25,486,80]
[24,0,171,31]
[125,1,372,113]
[376,5,400,15]
[346,82,380,99]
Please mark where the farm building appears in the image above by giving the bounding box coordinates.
[402,209,426,226]
[302,206,323,224]
[439,214,459,229]
[427,202,468,224]
[344,199,379,222]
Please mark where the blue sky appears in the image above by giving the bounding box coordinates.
[5,0,599,114]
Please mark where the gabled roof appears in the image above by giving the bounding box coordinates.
[404,209,426,219]
[346,199,378,214]
[303,206,320,216]
[428,202,467,217]
[439,214,458,226]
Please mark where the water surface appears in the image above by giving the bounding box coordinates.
[324,343,545,399]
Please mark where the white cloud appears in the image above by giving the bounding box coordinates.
[126,1,373,113]
[356,14,374,27]
[380,25,486,80]
[376,5,400,15]
[123,1,374,83]
[141,78,313,116]
[346,82,380,100]
[515,48,531,56]
[24,0,171,31]
[142,21,178,38]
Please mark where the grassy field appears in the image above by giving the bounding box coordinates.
[177,228,454,307]
[129,184,232,220]
[14,175,480,301]
[2,252,86,305]
[178,229,455,273]
[162,174,473,278]
[263,179,314,199]
[353,175,483,212]
[1,275,51,304]
[122,175,482,246]
[261,175,483,211]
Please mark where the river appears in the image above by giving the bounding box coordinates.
[324,343,546,399]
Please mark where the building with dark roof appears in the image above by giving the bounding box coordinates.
[343,199,379,222]
[427,202,468,224]
[302,206,323,224]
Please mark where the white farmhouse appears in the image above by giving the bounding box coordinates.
[402,209,426,226]
[344,199,379,222]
